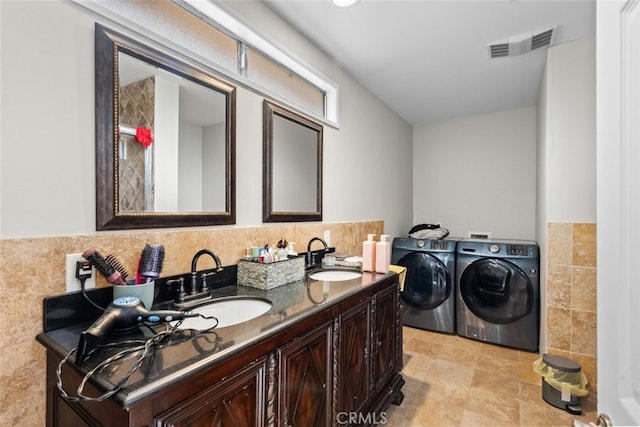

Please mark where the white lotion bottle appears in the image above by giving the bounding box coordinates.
[362,234,377,272]
[376,234,391,273]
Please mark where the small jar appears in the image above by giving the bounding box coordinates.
[323,255,336,267]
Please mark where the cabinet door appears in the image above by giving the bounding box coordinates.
[336,299,371,415]
[279,322,332,427]
[155,359,267,426]
[372,285,400,391]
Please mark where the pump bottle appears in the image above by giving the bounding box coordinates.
[362,234,376,272]
[376,234,391,273]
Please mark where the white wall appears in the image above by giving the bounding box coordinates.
[0,0,413,239]
[536,60,550,349]
[544,37,596,223]
[202,122,226,212]
[536,36,595,353]
[154,76,180,212]
[179,121,203,211]
[1,1,96,237]
[412,107,537,240]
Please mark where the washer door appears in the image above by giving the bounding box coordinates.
[398,252,451,310]
[460,258,533,324]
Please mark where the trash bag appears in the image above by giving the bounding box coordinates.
[533,357,589,397]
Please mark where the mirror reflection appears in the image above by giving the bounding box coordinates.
[118,53,227,213]
[263,101,323,222]
[95,23,236,230]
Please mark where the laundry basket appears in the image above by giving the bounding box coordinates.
[533,354,588,415]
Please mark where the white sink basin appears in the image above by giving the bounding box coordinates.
[176,297,272,330]
[308,269,362,282]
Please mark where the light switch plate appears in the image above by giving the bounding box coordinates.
[66,253,95,292]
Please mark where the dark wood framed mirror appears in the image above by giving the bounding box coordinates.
[95,23,236,230]
[263,100,323,222]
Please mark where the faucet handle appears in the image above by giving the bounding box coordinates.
[201,271,216,292]
[167,277,186,299]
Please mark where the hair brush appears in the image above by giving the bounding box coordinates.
[105,254,129,283]
[82,248,127,286]
[139,244,165,283]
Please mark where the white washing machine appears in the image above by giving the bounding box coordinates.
[456,238,539,352]
[391,237,457,334]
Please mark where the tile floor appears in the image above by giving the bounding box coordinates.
[384,326,597,426]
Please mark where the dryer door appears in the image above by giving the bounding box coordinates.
[459,258,533,324]
[398,252,451,310]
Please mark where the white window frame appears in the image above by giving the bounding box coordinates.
[73,0,340,128]
[175,0,339,127]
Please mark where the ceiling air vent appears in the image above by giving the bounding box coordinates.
[489,43,510,58]
[531,28,555,50]
[487,26,557,59]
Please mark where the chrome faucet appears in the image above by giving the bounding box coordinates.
[190,249,223,295]
[306,237,328,268]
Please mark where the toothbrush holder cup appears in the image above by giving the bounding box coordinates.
[113,280,155,309]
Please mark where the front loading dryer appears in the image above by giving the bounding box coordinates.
[456,238,540,352]
[392,237,457,334]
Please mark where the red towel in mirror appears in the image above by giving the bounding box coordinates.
[135,127,153,148]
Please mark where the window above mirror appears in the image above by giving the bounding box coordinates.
[174,0,338,127]
[74,0,339,128]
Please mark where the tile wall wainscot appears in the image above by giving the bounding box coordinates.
[546,222,597,408]
[0,220,383,426]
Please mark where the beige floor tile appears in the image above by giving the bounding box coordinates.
[476,351,520,377]
[478,341,521,362]
[461,409,518,427]
[402,325,422,342]
[437,345,479,368]
[387,326,596,427]
[470,369,521,399]
[401,352,434,382]
[447,335,488,351]
[519,351,542,384]
[463,389,521,424]
[384,406,427,427]
[519,400,573,426]
[425,358,476,387]
[414,398,464,426]
[404,336,445,358]
[406,327,457,345]
[424,381,471,407]
[520,380,544,403]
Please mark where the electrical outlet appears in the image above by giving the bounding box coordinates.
[323,230,331,246]
[66,253,95,292]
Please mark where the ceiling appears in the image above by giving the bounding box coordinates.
[263,0,596,125]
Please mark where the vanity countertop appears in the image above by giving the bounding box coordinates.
[36,269,395,408]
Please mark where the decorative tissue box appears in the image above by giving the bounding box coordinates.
[237,256,305,290]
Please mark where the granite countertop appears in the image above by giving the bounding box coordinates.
[37,268,393,408]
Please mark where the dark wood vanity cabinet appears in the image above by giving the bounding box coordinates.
[372,285,400,393]
[278,322,332,426]
[336,298,371,416]
[154,358,268,426]
[45,277,403,427]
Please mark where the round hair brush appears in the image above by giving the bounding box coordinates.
[139,244,165,283]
